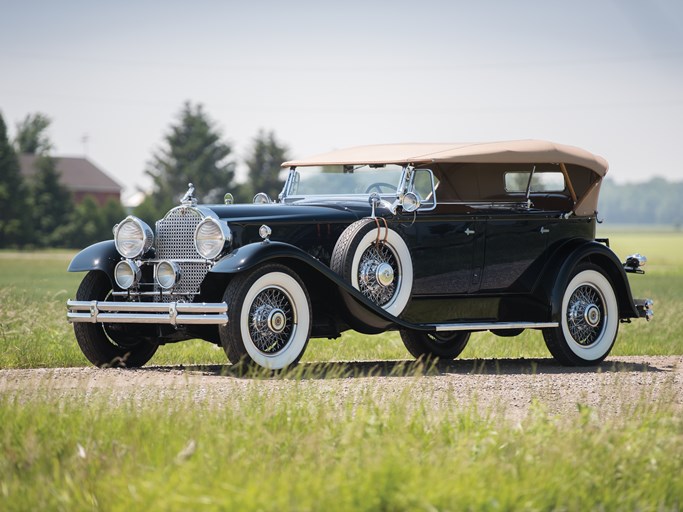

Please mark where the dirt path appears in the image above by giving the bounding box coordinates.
[1,356,681,420]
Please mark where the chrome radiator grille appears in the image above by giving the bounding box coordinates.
[155,207,210,297]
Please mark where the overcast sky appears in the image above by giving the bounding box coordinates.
[2,0,682,201]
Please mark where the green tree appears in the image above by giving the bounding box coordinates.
[61,195,127,248]
[27,155,73,247]
[101,197,127,232]
[243,129,289,202]
[14,113,53,155]
[0,112,28,247]
[136,102,235,221]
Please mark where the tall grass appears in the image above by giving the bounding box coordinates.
[0,230,681,369]
[2,379,681,511]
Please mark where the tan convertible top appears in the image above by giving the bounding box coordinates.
[283,139,609,177]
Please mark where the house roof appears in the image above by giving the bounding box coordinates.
[19,154,122,193]
[282,140,609,177]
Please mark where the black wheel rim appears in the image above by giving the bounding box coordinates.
[567,284,605,346]
[248,285,296,354]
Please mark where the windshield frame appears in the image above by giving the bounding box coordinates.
[280,164,405,203]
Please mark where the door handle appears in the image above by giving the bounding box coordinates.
[540,227,550,234]
[465,228,475,236]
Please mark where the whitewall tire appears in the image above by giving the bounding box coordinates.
[543,264,619,366]
[331,219,413,317]
[220,264,311,370]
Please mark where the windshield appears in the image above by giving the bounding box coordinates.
[283,165,404,200]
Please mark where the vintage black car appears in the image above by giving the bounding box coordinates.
[67,140,653,369]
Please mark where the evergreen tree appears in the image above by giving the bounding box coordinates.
[0,112,28,247]
[14,113,53,155]
[61,196,126,248]
[243,129,289,201]
[27,155,73,247]
[136,102,235,221]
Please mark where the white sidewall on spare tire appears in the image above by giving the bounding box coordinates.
[560,269,619,362]
[239,271,311,370]
[350,228,413,316]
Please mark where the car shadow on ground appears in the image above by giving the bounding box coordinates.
[144,357,665,380]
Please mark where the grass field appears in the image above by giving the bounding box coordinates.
[1,231,682,511]
[0,230,680,368]
[2,383,681,511]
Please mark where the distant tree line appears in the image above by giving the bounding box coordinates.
[3,102,681,249]
[599,178,683,227]
[0,102,289,248]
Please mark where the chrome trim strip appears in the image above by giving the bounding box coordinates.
[66,300,228,326]
[430,321,559,332]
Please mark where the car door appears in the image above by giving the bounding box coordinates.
[401,212,482,296]
[478,212,552,293]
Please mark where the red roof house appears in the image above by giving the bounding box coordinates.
[19,154,122,206]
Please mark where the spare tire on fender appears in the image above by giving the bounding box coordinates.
[330,218,413,316]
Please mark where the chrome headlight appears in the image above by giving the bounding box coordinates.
[194,218,231,260]
[114,216,153,258]
[114,260,141,289]
[156,260,181,290]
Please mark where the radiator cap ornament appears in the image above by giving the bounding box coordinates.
[181,183,197,206]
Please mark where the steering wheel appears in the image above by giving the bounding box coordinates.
[364,182,396,194]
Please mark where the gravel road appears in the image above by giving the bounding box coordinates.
[2,356,681,420]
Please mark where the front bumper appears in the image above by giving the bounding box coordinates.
[66,300,228,326]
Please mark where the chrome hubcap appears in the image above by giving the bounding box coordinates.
[584,304,601,327]
[358,243,399,306]
[267,308,287,334]
[567,284,605,346]
[375,262,394,287]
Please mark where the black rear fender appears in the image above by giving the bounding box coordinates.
[537,240,639,320]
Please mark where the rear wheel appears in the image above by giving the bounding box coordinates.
[400,330,470,360]
[219,264,312,370]
[73,271,158,367]
[543,264,619,366]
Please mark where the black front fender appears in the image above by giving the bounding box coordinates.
[68,240,119,276]
[211,241,427,334]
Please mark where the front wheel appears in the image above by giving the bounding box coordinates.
[400,330,470,360]
[73,271,158,367]
[219,264,312,370]
[543,264,619,366]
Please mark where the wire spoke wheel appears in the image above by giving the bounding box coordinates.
[357,242,400,306]
[543,264,619,366]
[220,264,311,370]
[331,219,413,317]
[566,284,605,346]
[248,285,296,355]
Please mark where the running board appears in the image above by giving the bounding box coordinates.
[427,321,559,332]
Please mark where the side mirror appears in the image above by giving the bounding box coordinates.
[253,192,272,204]
[224,193,234,205]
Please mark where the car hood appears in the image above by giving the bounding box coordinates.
[204,201,373,225]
